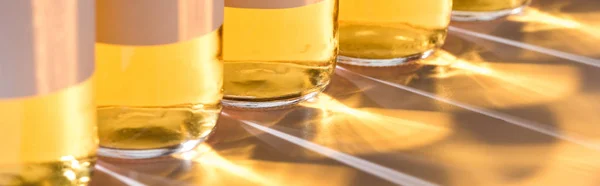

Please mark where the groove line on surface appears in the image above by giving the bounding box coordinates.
[223,113,438,186]
[96,164,147,186]
[449,26,600,68]
[337,66,600,152]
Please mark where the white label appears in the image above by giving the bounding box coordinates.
[97,0,224,45]
[0,0,95,98]
[225,0,323,9]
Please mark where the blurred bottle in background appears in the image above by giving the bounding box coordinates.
[0,1,97,185]
[452,0,531,21]
[338,0,453,66]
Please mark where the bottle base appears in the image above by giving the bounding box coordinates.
[337,49,435,67]
[451,2,529,22]
[222,82,328,109]
[97,104,220,159]
[98,139,204,159]
[0,156,95,186]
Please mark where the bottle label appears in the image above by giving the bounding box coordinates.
[0,0,95,98]
[97,0,224,46]
[225,0,323,9]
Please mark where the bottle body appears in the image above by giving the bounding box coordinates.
[452,0,531,21]
[0,80,97,186]
[223,0,339,108]
[0,0,97,185]
[95,0,224,159]
[338,0,452,66]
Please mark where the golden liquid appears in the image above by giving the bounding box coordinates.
[0,79,97,186]
[223,0,338,101]
[339,0,452,59]
[453,0,529,11]
[96,29,223,150]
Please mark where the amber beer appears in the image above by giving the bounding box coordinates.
[338,0,452,66]
[0,1,96,185]
[223,0,338,108]
[95,0,223,159]
[452,0,531,21]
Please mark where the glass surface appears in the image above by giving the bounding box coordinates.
[223,0,338,108]
[96,23,223,158]
[452,0,531,21]
[337,0,452,66]
[0,1,97,185]
[90,1,600,186]
[0,79,97,186]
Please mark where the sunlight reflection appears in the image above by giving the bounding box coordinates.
[176,144,355,186]
[176,144,280,186]
[509,8,600,39]
[510,8,580,30]
[431,139,600,186]
[422,50,580,109]
[421,51,493,78]
[300,94,453,154]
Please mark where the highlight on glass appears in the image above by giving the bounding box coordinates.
[95,0,224,159]
[452,0,531,21]
[222,0,339,109]
[337,0,453,67]
[0,1,97,185]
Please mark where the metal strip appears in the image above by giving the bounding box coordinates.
[449,26,600,68]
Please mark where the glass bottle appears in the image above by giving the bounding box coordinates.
[223,0,339,108]
[452,0,531,21]
[338,0,452,66]
[0,1,97,185]
[95,0,224,159]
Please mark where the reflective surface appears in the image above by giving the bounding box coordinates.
[91,1,600,185]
